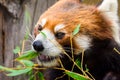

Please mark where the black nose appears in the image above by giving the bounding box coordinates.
[33,40,44,52]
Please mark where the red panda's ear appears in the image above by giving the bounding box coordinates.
[98,0,118,18]
[98,0,120,44]
[97,0,119,28]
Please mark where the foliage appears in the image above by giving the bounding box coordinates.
[65,71,89,80]
[13,46,21,54]
[72,24,81,36]
[16,50,39,60]
[0,7,93,80]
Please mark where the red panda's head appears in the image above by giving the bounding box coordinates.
[32,0,120,67]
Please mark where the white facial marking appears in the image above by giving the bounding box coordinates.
[33,29,64,67]
[74,35,92,52]
[36,18,47,27]
[41,18,47,27]
[33,29,63,57]
[54,24,65,32]
[40,18,47,27]
[98,0,120,44]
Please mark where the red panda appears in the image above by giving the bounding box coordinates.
[32,0,120,80]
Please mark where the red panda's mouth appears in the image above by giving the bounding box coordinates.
[38,54,57,62]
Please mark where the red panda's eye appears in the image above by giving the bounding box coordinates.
[55,32,65,39]
[38,24,42,31]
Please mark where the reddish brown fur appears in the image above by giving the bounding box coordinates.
[33,0,120,80]
[34,0,113,45]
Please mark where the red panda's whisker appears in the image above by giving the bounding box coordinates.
[28,34,34,41]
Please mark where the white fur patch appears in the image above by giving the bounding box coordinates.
[33,29,64,66]
[74,35,92,52]
[36,18,47,27]
[33,29,63,57]
[41,18,47,27]
[54,24,65,32]
[98,0,120,44]
[111,22,120,44]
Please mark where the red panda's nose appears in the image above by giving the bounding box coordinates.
[33,40,44,52]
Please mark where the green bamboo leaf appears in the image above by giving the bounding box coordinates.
[39,31,47,38]
[65,71,89,80]
[0,66,16,72]
[29,75,35,80]
[16,65,22,69]
[16,50,39,60]
[0,65,32,77]
[38,72,45,80]
[72,24,81,36]
[27,70,33,76]
[19,60,34,67]
[75,58,81,68]
[7,68,32,76]
[0,65,6,70]
[13,46,20,54]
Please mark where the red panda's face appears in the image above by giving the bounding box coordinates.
[32,0,119,67]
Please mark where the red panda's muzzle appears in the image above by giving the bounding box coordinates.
[38,54,58,62]
[33,29,66,67]
[32,40,58,62]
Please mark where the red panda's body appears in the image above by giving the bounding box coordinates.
[32,0,120,80]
